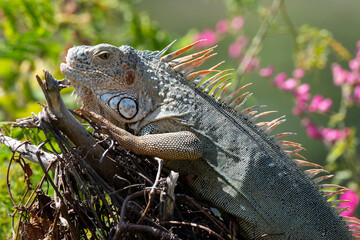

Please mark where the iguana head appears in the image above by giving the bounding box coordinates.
[60,43,166,128]
[60,41,222,131]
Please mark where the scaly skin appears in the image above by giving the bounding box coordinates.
[60,42,358,239]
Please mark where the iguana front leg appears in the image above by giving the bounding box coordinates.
[78,110,203,161]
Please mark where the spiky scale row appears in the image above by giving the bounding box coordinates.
[313,174,334,184]
[169,45,217,67]
[155,39,177,58]
[277,140,305,151]
[211,78,232,96]
[344,216,360,239]
[186,69,220,82]
[174,52,217,75]
[248,110,277,123]
[158,41,359,237]
[223,83,252,105]
[270,132,296,140]
[292,159,322,168]
[206,77,232,95]
[317,184,345,190]
[330,200,351,206]
[322,188,347,200]
[215,82,232,100]
[304,168,329,179]
[199,70,232,91]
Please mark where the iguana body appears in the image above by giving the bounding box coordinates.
[60,41,360,239]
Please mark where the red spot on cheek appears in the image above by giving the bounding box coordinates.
[125,70,135,85]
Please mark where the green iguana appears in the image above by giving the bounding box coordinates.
[60,40,360,239]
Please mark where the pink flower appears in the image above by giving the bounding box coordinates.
[236,35,249,47]
[321,128,342,142]
[346,72,359,85]
[302,119,322,139]
[273,73,287,87]
[216,19,228,34]
[292,68,305,79]
[308,95,332,113]
[293,96,308,115]
[317,98,332,113]
[228,41,243,58]
[349,59,360,72]
[194,29,218,47]
[231,16,244,30]
[294,83,310,99]
[339,190,359,217]
[281,78,297,91]
[308,95,323,112]
[332,63,348,86]
[228,36,248,59]
[354,85,360,101]
[244,57,260,73]
[259,65,275,77]
[273,74,297,91]
[321,127,350,142]
[293,84,310,115]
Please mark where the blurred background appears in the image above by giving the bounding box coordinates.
[1,0,360,238]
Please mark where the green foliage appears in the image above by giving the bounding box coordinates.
[0,0,172,119]
[294,25,351,70]
[327,128,359,186]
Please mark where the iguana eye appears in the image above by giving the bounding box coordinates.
[97,51,111,61]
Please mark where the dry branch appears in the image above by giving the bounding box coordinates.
[0,134,56,169]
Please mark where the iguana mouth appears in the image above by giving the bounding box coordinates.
[60,63,89,102]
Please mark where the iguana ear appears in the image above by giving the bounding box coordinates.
[124,69,135,85]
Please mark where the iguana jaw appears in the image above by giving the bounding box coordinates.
[60,62,94,105]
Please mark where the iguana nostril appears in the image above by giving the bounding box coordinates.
[125,70,135,85]
[78,49,85,57]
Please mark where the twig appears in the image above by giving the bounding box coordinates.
[117,189,175,239]
[0,134,57,169]
[137,157,164,224]
[237,0,285,76]
[115,222,179,240]
[7,142,28,207]
[160,220,226,240]
[176,194,231,236]
[35,142,80,240]
[159,170,179,221]
[120,190,150,223]
[280,2,298,49]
